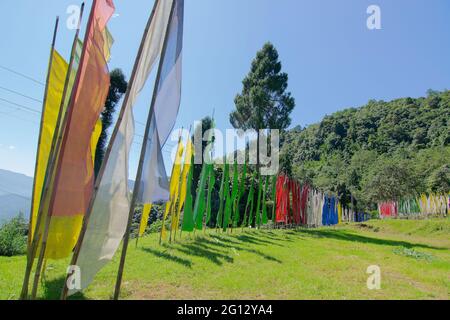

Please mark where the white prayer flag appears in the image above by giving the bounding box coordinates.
[69,0,176,296]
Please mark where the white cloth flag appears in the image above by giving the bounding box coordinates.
[139,0,184,204]
[69,0,175,296]
[138,116,170,202]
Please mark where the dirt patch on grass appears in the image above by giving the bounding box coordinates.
[355,223,380,232]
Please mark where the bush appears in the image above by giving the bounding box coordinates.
[0,214,28,257]
[147,219,170,234]
[131,204,165,238]
[369,210,380,220]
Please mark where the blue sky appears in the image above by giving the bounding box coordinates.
[0,0,449,177]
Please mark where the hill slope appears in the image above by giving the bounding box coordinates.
[282,90,450,209]
[0,169,32,222]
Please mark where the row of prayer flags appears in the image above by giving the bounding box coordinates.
[24,0,186,300]
[380,194,449,218]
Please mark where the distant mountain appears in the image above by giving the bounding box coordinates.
[0,169,136,223]
[0,169,33,222]
[128,179,134,191]
[0,194,31,222]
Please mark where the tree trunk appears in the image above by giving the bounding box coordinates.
[254,104,262,228]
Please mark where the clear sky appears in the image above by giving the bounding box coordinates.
[0,0,449,177]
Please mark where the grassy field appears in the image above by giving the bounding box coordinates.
[1,218,449,300]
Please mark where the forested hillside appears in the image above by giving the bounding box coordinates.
[281,90,450,211]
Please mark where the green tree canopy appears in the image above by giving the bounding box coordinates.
[282,90,450,210]
[94,68,128,177]
[230,42,295,172]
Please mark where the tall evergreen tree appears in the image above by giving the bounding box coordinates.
[94,68,128,177]
[230,42,295,173]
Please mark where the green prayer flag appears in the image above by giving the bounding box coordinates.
[255,173,263,228]
[222,162,232,231]
[244,172,256,227]
[234,160,247,227]
[193,164,207,230]
[205,164,215,225]
[230,160,240,227]
[216,161,227,228]
[181,157,195,232]
[192,119,215,230]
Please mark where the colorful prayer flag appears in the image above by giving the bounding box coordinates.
[36,1,114,261]
[161,138,184,239]
[138,0,185,205]
[139,203,152,237]
[173,137,194,232]
[205,164,215,225]
[30,49,68,241]
[181,153,195,232]
[230,160,239,227]
[67,0,178,296]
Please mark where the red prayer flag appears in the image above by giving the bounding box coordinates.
[48,0,115,224]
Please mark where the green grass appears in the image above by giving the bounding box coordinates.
[1,218,449,300]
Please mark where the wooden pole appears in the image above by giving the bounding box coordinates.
[135,204,145,248]
[20,16,59,300]
[26,20,59,248]
[60,0,161,300]
[113,0,176,300]
[29,1,91,299]
[159,202,170,245]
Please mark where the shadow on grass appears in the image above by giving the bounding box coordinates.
[157,233,283,266]
[175,243,234,265]
[294,228,445,250]
[39,276,88,300]
[205,235,282,263]
[249,230,297,242]
[141,247,192,268]
[235,234,282,246]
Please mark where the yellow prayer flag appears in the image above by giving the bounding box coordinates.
[173,138,193,231]
[338,203,342,224]
[169,140,185,231]
[170,139,185,199]
[139,203,152,237]
[30,50,68,241]
[102,27,114,62]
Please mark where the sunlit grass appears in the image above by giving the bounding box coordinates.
[1,218,449,300]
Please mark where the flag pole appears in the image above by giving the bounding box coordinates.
[20,16,60,300]
[159,203,170,245]
[60,0,161,300]
[113,0,177,300]
[29,0,92,299]
[26,19,60,248]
